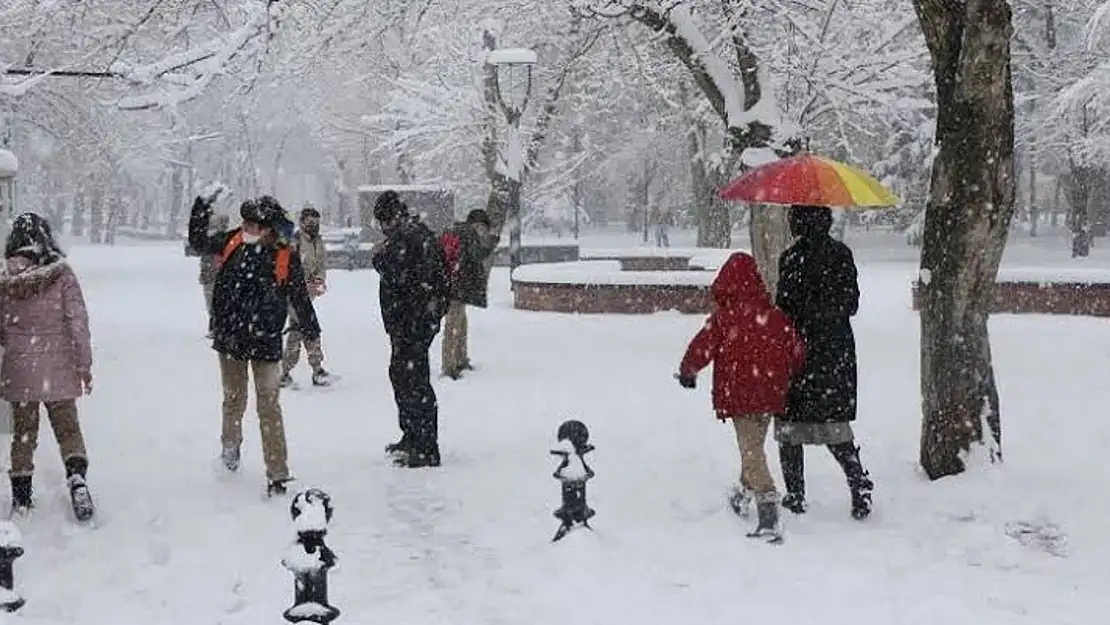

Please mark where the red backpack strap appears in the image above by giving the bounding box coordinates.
[221,231,243,265]
[275,247,291,285]
[439,232,461,276]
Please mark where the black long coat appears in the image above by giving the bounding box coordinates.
[188,198,320,362]
[372,216,449,344]
[776,227,860,424]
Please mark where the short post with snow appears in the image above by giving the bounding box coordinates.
[0,522,24,612]
[485,46,537,281]
[551,420,596,542]
[281,489,339,624]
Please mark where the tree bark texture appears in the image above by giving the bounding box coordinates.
[914,0,1014,479]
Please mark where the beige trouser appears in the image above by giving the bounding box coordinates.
[219,355,289,481]
[732,413,777,498]
[282,306,324,374]
[203,282,215,316]
[9,400,87,478]
[441,300,469,375]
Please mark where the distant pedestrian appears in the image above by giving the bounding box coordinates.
[438,209,496,379]
[281,204,333,388]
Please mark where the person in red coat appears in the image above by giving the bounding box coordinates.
[677,251,805,541]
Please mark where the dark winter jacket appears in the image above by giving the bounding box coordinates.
[372,215,449,343]
[776,207,860,424]
[188,197,320,362]
[680,252,805,419]
[442,222,495,308]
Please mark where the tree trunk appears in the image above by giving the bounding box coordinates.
[914,0,1014,479]
[89,183,104,244]
[749,207,791,296]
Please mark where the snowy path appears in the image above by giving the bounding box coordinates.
[2,242,1107,625]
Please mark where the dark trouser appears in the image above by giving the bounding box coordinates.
[388,334,438,454]
[779,441,871,497]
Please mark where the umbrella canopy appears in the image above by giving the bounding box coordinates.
[718,153,899,208]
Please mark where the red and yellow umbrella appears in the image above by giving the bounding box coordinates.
[718,153,899,208]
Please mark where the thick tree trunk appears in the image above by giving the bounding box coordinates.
[914,0,1014,479]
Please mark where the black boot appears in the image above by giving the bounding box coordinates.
[10,476,32,513]
[828,443,874,520]
[385,433,413,456]
[746,496,783,544]
[778,444,807,514]
[64,457,94,522]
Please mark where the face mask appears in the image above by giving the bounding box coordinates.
[241,232,262,244]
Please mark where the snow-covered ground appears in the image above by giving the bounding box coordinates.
[1,229,1108,625]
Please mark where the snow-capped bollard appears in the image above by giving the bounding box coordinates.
[551,420,596,542]
[281,489,340,624]
[0,521,24,612]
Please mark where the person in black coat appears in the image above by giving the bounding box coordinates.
[372,190,449,468]
[188,189,320,496]
[775,205,873,520]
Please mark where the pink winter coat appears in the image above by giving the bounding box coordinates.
[0,258,92,403]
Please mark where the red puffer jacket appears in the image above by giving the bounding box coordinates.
[679,252,805,419]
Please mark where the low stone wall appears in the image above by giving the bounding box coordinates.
[513,281,712,314]
[910,280,1110,316]
[511,256,714,314]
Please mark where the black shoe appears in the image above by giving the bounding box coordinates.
[279,372,295,388]
[385,435,413,455]
[728,485,753,518]
[221,446,241,472]
[782,492,807,514]
[10,476,32,513]
[311,368,332,386]
[68,474,95,522]
[267,478,294,497]
[396,448,441,468]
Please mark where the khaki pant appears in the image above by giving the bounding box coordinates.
[282,307,324,375]
[732,413,777,497]
[441,300,469,376]
[219,355,289,481]
[9,400,87,478]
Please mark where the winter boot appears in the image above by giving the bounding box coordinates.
[267,477,294,498]
[850,477,874,520]
[385,434,414,456]
[829,443,874,520]
[279,372,295,388]
[65,457,94,522]
[10,476,32,514]
[396,445,441,468]
[311,368,332,387]
[728,484,753,518]
[779,444,807,514]
[746,495,783,544]
[221,445,241,472]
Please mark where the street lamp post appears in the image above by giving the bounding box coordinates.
[486,47,537,281]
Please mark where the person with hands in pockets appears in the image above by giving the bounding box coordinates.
[677,251,805,542]
[188,185,321,497]
[0,212,95,520]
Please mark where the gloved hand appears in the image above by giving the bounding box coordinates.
[676,374,696,389]
[199,181,228,205]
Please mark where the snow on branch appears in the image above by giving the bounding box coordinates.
[114,2,282,111]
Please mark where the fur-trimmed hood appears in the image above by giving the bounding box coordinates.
[0,257,69,300]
